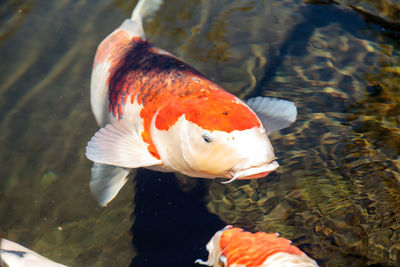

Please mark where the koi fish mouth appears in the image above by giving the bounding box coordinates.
[223,161,279,184]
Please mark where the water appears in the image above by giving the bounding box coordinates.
[0,0,399,266]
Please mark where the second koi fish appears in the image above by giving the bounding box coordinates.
[85,0,297,206]
[196,226,318,266]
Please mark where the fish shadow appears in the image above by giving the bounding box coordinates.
[130,169,224,267]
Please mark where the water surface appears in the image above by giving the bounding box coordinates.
[0,0,399,266]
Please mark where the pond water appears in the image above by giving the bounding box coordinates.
[0,0,399,266]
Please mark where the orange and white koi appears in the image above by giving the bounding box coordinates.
[196,226,318,267]
[85,0,297,206]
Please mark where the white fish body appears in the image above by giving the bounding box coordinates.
[1,238,67,267]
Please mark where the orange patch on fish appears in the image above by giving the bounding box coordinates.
[220,227,303,266]
[239,170,273,179]
[106,38,261,158]
[154,79,260,132]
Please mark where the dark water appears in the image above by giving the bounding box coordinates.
[0,0,399,266]
[131,170,224,267]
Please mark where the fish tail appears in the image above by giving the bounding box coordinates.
[129,0,164,40]
[131,0,164,22]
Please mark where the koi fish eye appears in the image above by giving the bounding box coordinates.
[202,132,214,144]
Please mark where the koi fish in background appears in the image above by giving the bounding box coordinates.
[196,226,318,267]
[0,238,67,267]
[86,0,297,206]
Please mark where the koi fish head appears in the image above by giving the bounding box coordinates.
[150,95,279,181]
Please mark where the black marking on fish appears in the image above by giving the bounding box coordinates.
[108,39,207,118]
[1,249,27,258]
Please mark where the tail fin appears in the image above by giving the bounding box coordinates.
[131,0,164,22]
[129,0,164,40]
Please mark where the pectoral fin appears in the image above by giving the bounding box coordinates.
[90,163,130,206]
[247,96,297,135]
[85,121,162,168]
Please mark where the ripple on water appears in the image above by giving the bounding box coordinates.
[0,0,400,266]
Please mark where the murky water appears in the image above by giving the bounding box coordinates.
[0,0,399,266]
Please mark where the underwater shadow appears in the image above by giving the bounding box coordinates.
[130,169,224,267]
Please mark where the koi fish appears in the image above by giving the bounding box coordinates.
[196,226,318,267]
[85,0,297,206]
[1,238,67,267]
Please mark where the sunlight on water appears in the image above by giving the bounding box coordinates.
[0,0,399,266]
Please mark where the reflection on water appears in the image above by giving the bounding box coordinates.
[0,0,35,41]
[331,0,400,24]
[0,1,136,265]
[0,0,399,266]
